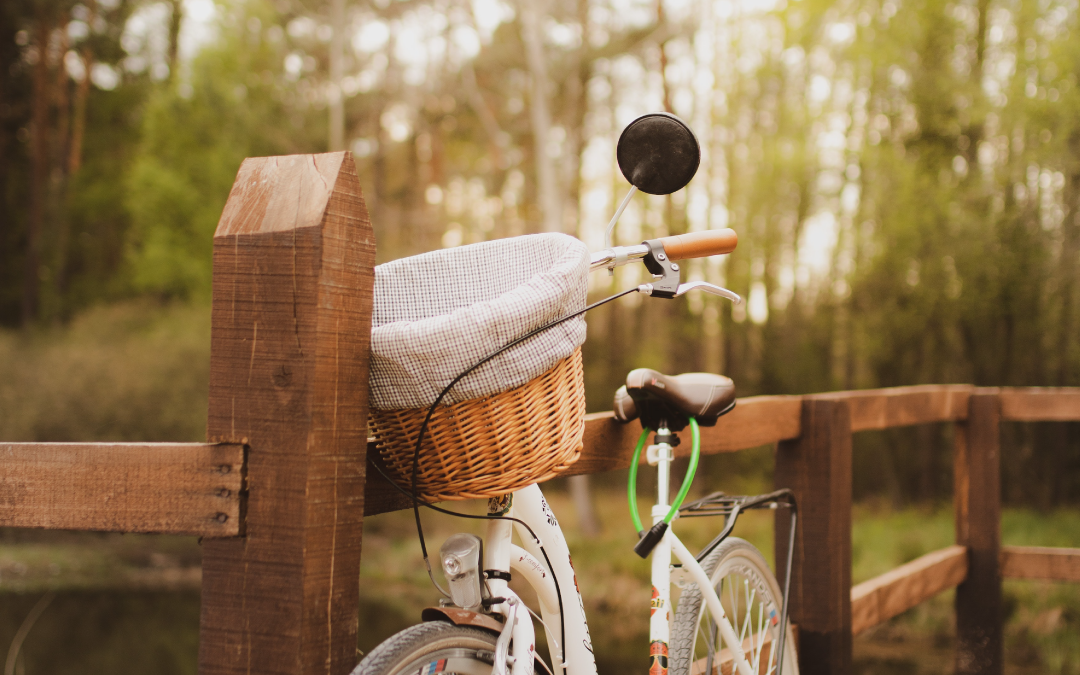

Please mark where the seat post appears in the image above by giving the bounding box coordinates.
[647,422,677,518]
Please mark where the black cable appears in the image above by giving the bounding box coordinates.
[387,285,638,674]
[776,509,797,675]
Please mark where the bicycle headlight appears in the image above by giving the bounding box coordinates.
[442,554,463,577]
[439,533,484,610]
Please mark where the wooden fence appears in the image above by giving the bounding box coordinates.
[2,153,1079,675]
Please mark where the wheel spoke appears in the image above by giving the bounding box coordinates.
[766,615,780,675]
[739,579,753,645]
[726,577,738,642]
[696,614,717,675]
[752,601,764,668]
[766,635,778,675]
[699,615,717,654]
[672,541,797,675]
[720,578,731,652]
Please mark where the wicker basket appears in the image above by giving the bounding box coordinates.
[370,349,585,502]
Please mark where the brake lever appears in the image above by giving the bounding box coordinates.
[637,281,741,304]
[674,281,742,304]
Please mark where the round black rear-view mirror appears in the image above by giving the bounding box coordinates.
[616,113,700,195]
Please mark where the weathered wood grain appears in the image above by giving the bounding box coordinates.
[362,384,1080,517]
[360,395,802,516]
[564,394,800,474]
[775,399,852,675]
[1000,546,1080,582]
[0,442,243,536]
[813,385,972,431]
[198,152,375,675]
[361,450,416,516]
[850,545,968,635]
[998,388,1080,421]
[954,392,1003,675]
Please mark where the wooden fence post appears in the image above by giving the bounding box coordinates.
[198,153,375,675]
[775,398,853,675]
[954,391,1003,675]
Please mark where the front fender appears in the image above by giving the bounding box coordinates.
[421,606,505,636]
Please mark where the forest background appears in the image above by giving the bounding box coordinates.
[1,0,1080,671]
[2,0,1078,504]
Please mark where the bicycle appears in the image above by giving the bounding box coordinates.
[355,113,799,675]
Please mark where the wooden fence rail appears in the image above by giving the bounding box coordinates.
[850,545,969,636]
[0,442,244,536]
[2,154,1078,675]
[1000,546,1080,583]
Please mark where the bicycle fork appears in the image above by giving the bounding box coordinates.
[484,484,598,675]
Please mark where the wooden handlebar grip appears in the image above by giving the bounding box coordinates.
[658,229,738,261]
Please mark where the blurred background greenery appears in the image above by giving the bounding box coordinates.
[0,0,1078,672]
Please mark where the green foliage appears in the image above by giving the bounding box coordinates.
[2,0,1079,506]
[125,1,319,298]
[0,301,210,442]
[0,0,150,322]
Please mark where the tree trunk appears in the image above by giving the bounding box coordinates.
[462,6,510,171]
[23,14,52,324]
[518,0,561,234]
[166,0,181,81]
[48,26,72,317]
[1058,154,1080,386]
[561,0,593,240]
[67,42,92,175]
[961,0,991,170]
[568,475,601,536]
[328,0,346,151]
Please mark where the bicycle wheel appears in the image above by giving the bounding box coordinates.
[352,622,498,675]
[670,538,799,675]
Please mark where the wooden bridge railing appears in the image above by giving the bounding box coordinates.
[2,154,1079,675]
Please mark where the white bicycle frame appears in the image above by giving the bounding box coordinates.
[481,437,760,675]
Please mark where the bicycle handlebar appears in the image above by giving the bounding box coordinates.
[657,229,738,261]
[589,228,738,271]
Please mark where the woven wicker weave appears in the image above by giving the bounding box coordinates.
[370,349,585,502]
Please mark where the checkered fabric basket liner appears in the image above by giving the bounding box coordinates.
[368,233,590,500]
[369,232,589,410]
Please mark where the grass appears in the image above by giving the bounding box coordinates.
[0,531,201,593]
[848,505,1080,674]
[0,300,211,443]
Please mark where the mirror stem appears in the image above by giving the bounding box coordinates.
[604,186,638,250]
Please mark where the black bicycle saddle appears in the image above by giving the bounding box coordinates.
[613,369,735,432]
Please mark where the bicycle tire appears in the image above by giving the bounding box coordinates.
[670,538,799,675]
[351,622,499,675]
